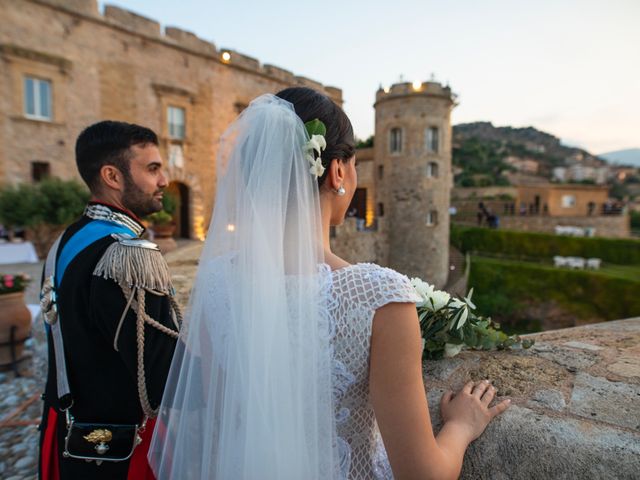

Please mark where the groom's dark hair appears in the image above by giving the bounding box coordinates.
[276,87,355,186]
[75,120,159,192]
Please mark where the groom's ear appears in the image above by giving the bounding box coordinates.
[99,164,125,192]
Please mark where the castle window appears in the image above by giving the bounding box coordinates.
[168,106,186,140]
[389,128,402,153]
[427,162,439,178]
[377,165,384,180]
[24,76,52,121]
[426,210,438,226]
[426,127,439,153]
[561,195,576,208]
[31,161,50,182]
[168,144,185,169]
[377,202,385,217]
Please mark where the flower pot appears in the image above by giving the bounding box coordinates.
[0,292,31,366]
[154,236,178,254]
[152,224,176,239]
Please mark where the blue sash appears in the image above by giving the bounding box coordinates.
[56,219,136,285]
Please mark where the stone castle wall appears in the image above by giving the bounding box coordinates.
[330,218,389,266]
[0,0,342,238]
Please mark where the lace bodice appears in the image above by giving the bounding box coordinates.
[329,263,421,480]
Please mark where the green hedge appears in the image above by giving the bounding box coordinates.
[452,225,640,265]
[469,256,640,330]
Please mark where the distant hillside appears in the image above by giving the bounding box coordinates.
[599,148,640,167]
[452,122,606,187]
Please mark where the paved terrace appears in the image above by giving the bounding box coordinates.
[0,242,638,479]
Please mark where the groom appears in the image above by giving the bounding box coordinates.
[39,121,181,480]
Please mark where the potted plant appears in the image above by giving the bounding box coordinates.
[148,192,178,238]
[148,210,175,238]
[0,273,32,366]
[147,192,179,253]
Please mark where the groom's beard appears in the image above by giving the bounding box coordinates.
[122,174,163,218]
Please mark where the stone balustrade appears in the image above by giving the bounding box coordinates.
[423,318,640,479]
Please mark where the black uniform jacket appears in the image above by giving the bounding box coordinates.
[39,204,178,480]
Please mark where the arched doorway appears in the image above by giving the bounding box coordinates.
[166,181,191,238]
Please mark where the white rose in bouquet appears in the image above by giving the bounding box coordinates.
[411,276,532,359]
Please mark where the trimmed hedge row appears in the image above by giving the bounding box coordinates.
[469,256,640,328]
[451,225,640,265]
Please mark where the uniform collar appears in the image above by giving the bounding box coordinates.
[84,202,145,237]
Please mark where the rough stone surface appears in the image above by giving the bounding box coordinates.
[527,388,567,411]
[423,319,640,479]
[569,372,640,429]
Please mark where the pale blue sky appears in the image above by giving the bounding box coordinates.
[101,0,639,154]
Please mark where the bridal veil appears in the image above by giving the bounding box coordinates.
[149,94,338,479]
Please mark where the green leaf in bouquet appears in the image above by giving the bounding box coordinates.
[521,338,535,349]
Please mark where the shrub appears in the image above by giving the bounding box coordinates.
[468,256,640,329]
[451,225,640,265]
[162,192,178,215]
[0,178,89,257]
[32,178,90,226]
[0,183,40,229]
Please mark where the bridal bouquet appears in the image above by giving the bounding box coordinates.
[411,277,533,360]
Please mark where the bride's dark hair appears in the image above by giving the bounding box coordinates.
[276,87,355,186]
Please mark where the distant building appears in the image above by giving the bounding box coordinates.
[504,156,539,174]
[450,183,630,238]
[517,184,609,217]
[553,164,609,184]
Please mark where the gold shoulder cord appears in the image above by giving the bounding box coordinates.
[94,235,182,418]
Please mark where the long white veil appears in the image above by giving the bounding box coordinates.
[149,94,337,479]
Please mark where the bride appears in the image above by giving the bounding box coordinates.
[149,88,509,479]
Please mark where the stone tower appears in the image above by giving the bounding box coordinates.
[374,81,456,287]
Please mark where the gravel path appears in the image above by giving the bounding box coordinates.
[1,261,43,479]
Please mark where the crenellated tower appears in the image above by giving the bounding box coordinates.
[374,81,456,287]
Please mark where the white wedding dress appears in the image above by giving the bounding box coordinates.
[150,95,423,479]
[328,263,422,479]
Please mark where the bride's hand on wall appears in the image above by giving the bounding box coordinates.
[440,380,511,443]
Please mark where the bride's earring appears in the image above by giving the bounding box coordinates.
[336,185,346,196]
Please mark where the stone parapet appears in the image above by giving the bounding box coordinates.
[25,0,336,95]
[262,64,295,84]
[164,27,217,56]
[104,5,161,37]
[375,81,456,105]
[35,0,98,16]
[498,214,630,238]
[451,214,631,238]
[424,318,640,479]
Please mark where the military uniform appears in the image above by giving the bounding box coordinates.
[38,202,181,480]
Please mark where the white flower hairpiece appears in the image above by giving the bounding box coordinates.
[304,119,327,178]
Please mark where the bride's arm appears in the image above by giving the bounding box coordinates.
[370,302,509,480]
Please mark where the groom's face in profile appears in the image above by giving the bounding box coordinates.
[120,144,168,217]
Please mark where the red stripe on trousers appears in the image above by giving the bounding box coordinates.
[127,418,157,480]
[41,407,60,480]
